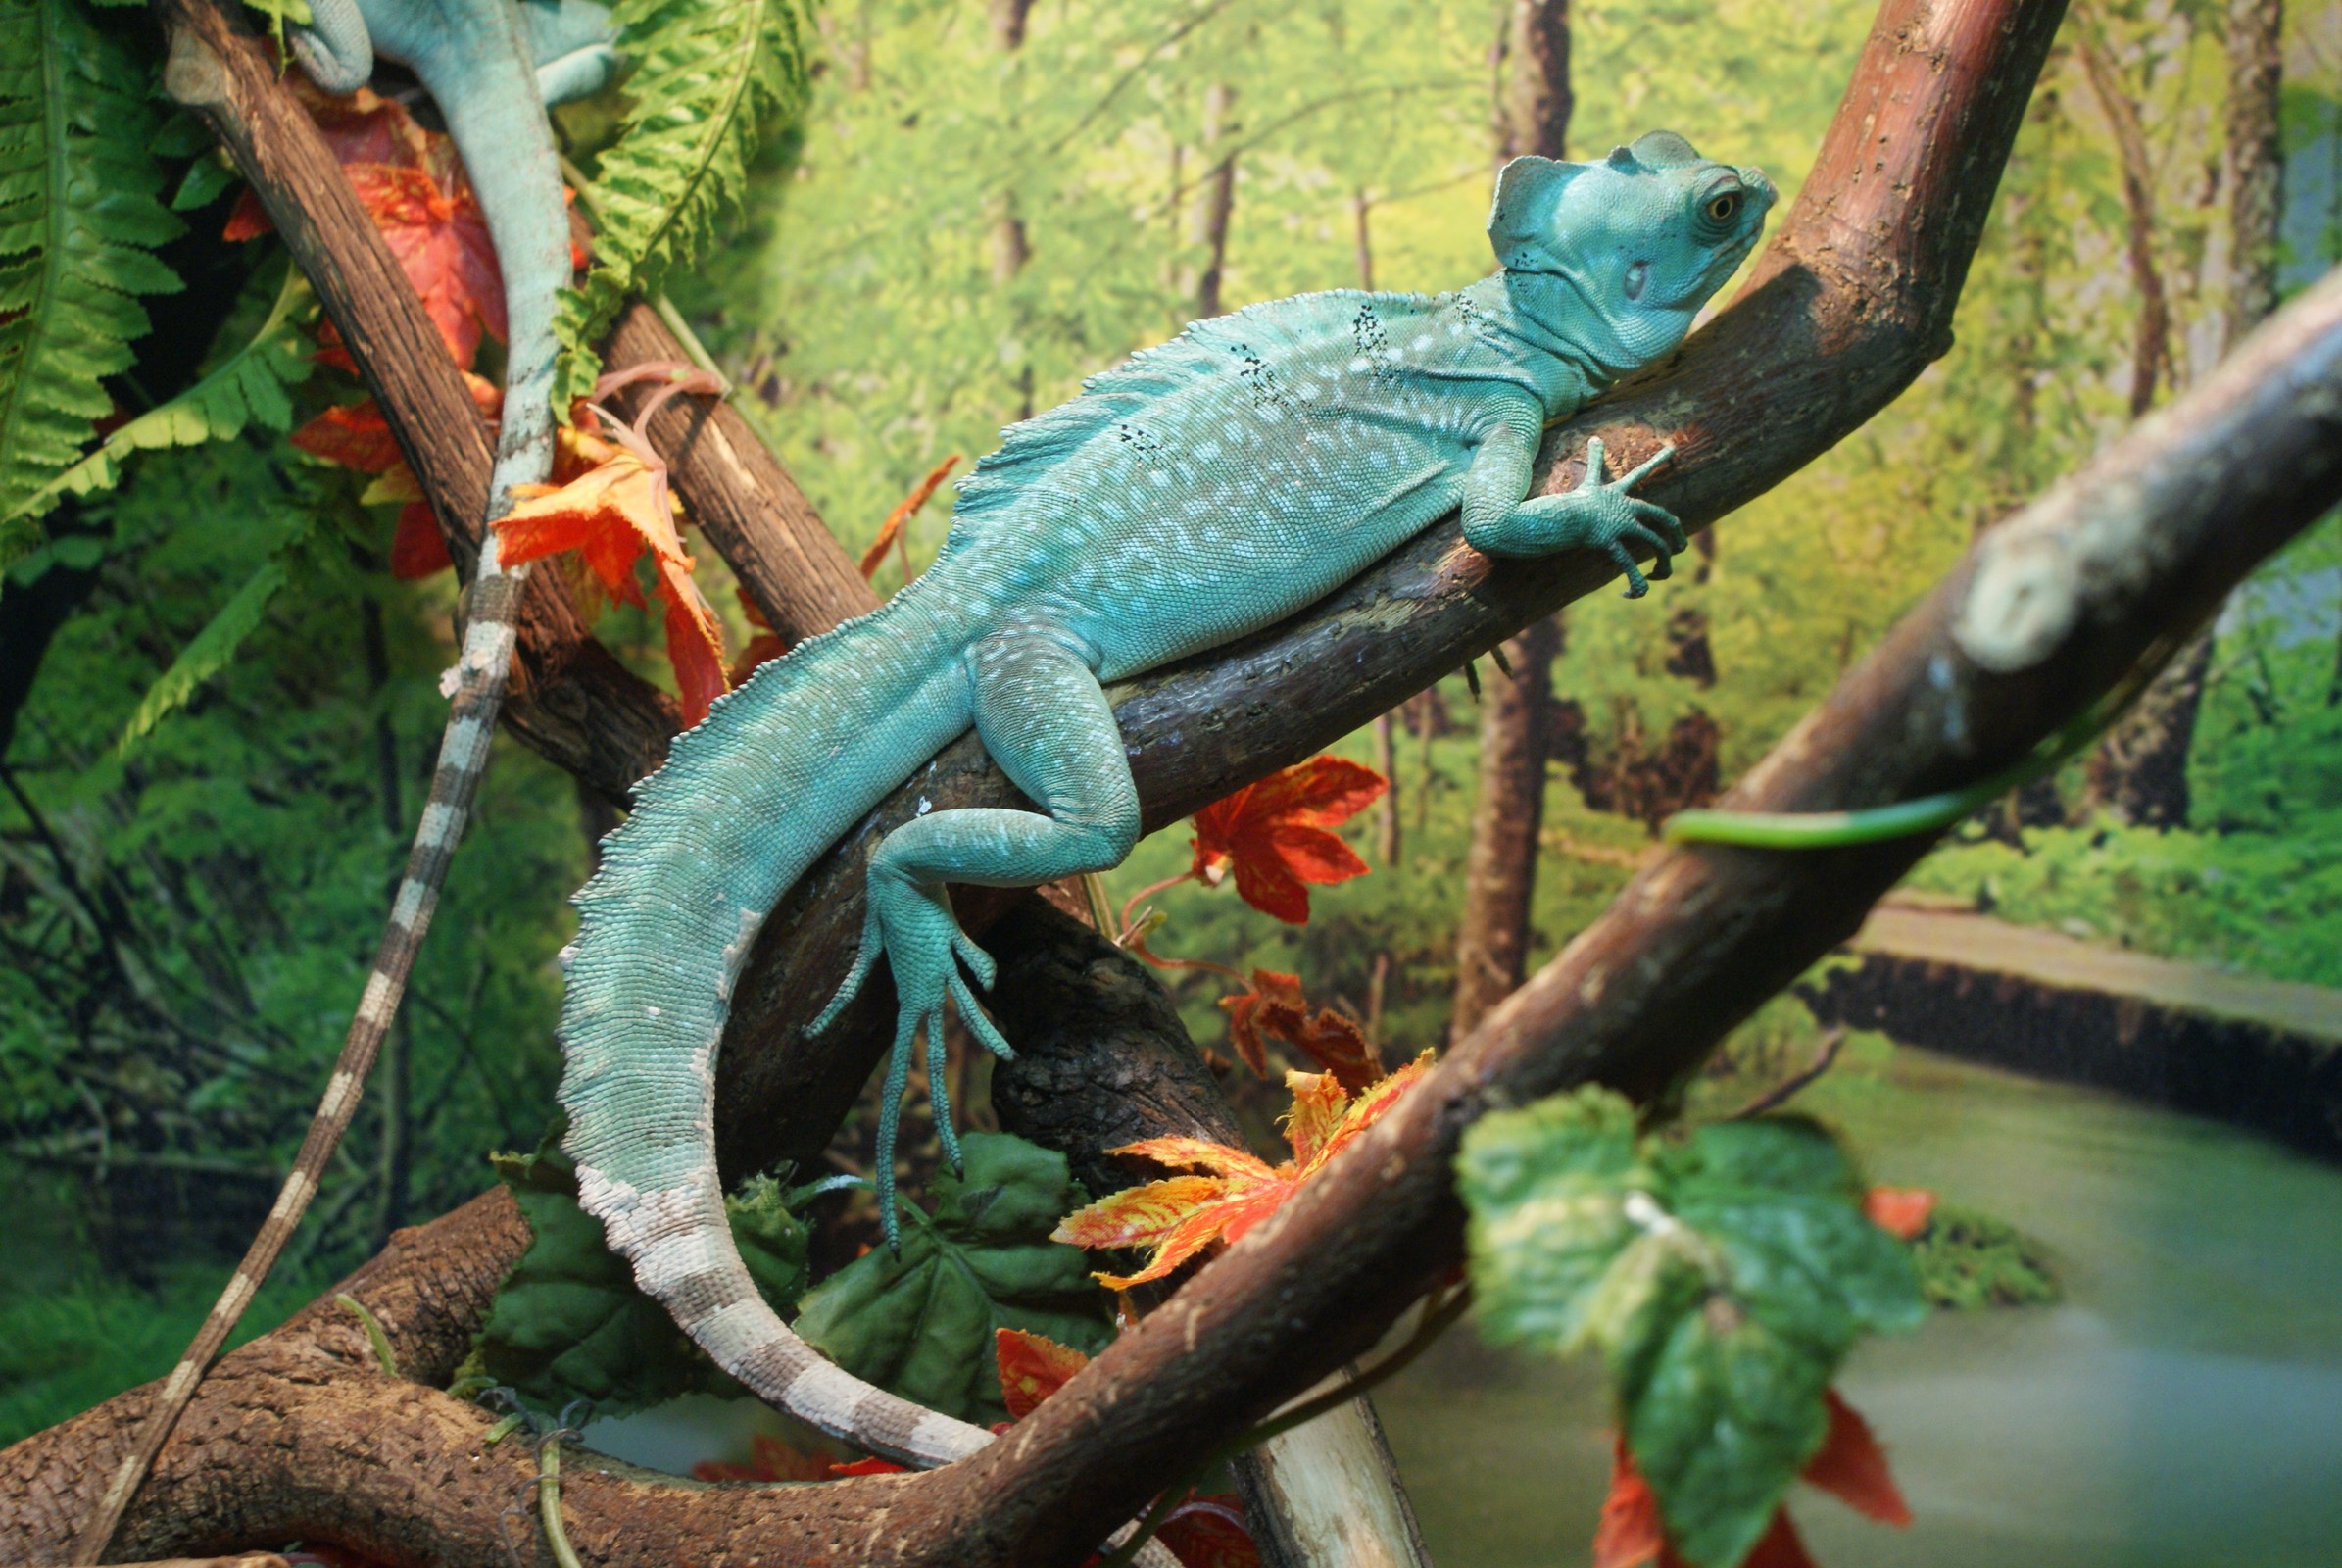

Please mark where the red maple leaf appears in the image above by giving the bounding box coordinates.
[1190,757,1387,923]
[1218,968,1381,1089]
[729,586,790,684]
[691,1431,835,1484]
[227,77,507,370]
[1863,1186,1937,1242]
[1054,1054,1430,1289]
[1155,1495,1263,1568]
[291,373,502,580]
[1592,1387,1909,1568]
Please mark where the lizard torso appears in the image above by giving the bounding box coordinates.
[561,133,1776,1470]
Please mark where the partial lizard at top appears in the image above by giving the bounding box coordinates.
[73,2,617,1559]
[559,131,1776,1470]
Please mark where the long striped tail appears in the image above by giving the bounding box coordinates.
[70,20,565,1561]
[558,591,999,1469]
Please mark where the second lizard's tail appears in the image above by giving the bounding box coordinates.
[558,594,995,1467]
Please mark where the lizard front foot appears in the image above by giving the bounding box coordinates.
[1540,437,1686,597]
[809,870,1016,1249]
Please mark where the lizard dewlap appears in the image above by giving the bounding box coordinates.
[559,130,1774,1467]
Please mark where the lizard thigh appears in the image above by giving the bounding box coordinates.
[866,629,1138,892]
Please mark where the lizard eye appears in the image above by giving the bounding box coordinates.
[1704,190,1741,223]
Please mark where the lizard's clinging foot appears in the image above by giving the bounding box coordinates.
[1562,437,1684,596]
[811,869,1015,1250]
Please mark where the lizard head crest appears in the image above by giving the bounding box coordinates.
[1488,131,1775,363]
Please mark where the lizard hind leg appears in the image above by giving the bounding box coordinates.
[843,626,1140,1246]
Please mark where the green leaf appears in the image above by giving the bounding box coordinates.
[1458,1091,1925,1568]
[9,263,314,534]
[115,557,292,757]
[466,1125,811,1417]
[553,0,811,404]
[171,155,238,213]
[791,1132,1112,1427]
[0,0,188,568]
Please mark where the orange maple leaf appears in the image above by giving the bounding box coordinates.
[1592,1388,1909,1568]
[995,1327,1090,1422]
[496,422,728,724]
[1218,968,1382,1088]
[1190,756,1387,923]
[1053,1054,1430,1290]
[858,454,960,585]
[1863,1186,1937,1242]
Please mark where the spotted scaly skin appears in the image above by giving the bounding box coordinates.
[70,6,621,1561]
[560,133,1776,1468]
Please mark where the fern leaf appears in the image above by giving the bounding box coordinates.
[553,0,811,404]
[116,557,289,754]
[7,263,315,528]
[0,0,188,569]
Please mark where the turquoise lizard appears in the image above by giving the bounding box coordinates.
[72,3,617,1559]
[558,131,1776,1467]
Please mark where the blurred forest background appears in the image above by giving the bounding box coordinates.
[5,0,2341,1515]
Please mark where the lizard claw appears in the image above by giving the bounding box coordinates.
[1561,439,1684,596]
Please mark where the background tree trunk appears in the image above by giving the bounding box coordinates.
[1453,0,1569,1040]
[2080,0,2282,827]
[1193,83,1238,318]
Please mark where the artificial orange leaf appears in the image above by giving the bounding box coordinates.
[230,77,506,369]
[1218,968,1381,1088]
[388,503,453,578]
[1155,1495,1263,1568]
[496,438,729,724]
[1863,1186,1936,1242]
[1591,1437,1665,1568]
[344,161,505,367]
[1054,1054,1430,1290]
[1737,1510,1820,1568]
[692,1431,833,1484]
[858,453,960,583]
[830,1454,907,1478]
[995,1328,1090,1422]
[1801,1390,1911,1526]
[1190,756,1387,923]
[1592,1387,1905,1568]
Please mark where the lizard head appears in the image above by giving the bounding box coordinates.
[1488,130,1775,363]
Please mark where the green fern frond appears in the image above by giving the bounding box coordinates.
[116,504,320,756]
[553,0,811,405]
[0,0,188,569]
[8,263,315,528]
[117,558,290,755]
